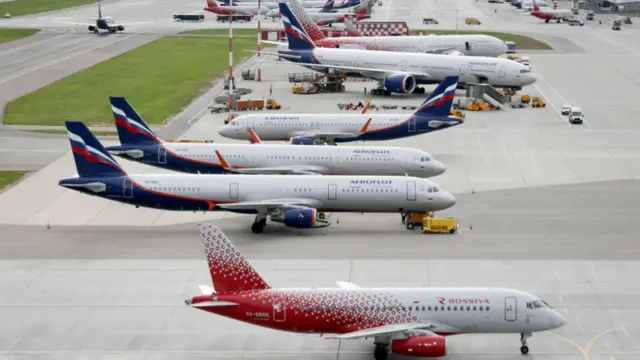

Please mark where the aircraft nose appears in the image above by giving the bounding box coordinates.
[439,191,456,209]
[551,311,566,329]
[430,160,446,177]
[218,126,230,137]
[527,72,538,84]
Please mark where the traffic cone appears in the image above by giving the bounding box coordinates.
[336,216,340,224]
[46,222,50,229]
[469,223,473,230]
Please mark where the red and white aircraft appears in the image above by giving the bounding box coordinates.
[203,0,268,16]
[186,224,566,360]
[531,0,573,22]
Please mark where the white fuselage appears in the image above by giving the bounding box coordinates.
[267,8,345,22]
[222,5,270,15]
[304,47,537,87]
[128,174,455,213]
[256,287,566,335]
[231,1,327,9]
[158,142,445,178]
[536,8,573,16]
[328,34,509,57]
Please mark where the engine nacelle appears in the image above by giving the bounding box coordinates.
[117,25,125,31]
[283,208,328,228]
[384,73,416,94]
[391,336,447,357]
[88,25,96,31]
[290,136,315,145]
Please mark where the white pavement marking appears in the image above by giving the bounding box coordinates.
[588,266,600,283]
[0,33,68,57]
[536,74,592,128]
[0,149,62,153]
[0,33,137,85]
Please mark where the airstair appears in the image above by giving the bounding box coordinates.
[466,83,507,105]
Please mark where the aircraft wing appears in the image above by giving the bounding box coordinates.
[336,281,361,289]
[217,198,322,213]
[53,21,96,26]
[227,165,328,175]
[325,323,438,340]
[276,61,430,79]
[109,21,153,27]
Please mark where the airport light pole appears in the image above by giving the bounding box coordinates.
[257,0,261,57]
[228,13,234,108]
[456,7,459,34]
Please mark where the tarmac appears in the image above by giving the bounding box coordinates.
[1,0,640,359]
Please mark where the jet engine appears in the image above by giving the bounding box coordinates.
[117,25,125,31]
[88,25,96,31]
[281,208,329,229]
[290,136,316,145]
[391,336,447,357]
[384,73,417,94]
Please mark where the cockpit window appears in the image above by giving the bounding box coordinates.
[420,156,430,162]
[526,300,548,309]
[520,69,531,73]
[432,187,439,193]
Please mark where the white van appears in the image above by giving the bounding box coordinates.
[568,19,584,26]
[568,107,584,124]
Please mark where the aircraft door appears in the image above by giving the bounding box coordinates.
[229,183,239,200]
[465,41,471,51]
[459,64,466,75]
[249,155,257,166]
[123,178,133,199]
[499,66,506,78]
[406,180,416,201]
[408,117,416,133]
[273,302,286,322]
[332,155,342,168]
[247,115,255,129]
[401,60,408,71]
[328,183,338,200]
[158,147,167,164]
[504,296,517,321]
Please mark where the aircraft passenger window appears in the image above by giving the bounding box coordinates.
[364,306,369,311]
[401,306,406,311]
[473,306,477,311]
[454,306,458,311]
[486,306,490,311]
[447,306,451,311]
[466,306,471,311]
[479,306,483,311]
[427,306,432,311]
[434,306,438,311]
[408,306,412,311]
[440,306,445,311]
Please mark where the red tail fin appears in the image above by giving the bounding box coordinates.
[199,223,271,293]
[207,0,218,8]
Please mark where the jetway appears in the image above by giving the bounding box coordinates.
[466,83,508,104]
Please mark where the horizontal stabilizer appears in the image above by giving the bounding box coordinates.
[258,39,288,46]
[337,281,361,289]
[199,285,214,295]
[190,301,239,308]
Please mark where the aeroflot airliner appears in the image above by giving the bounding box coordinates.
[105,97,445,177]
[187,223,566,360]
[60,121,455,233]
[219,76,463,145]
[266,2,536,95]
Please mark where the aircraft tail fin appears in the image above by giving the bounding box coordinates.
[98,4,102,18]
[344,17,362,36]
[65,121,126,178]
[285,0,326,41]
[319,0,335,12]
[110,96,161,146]
[206,0,219,8]
[198,223,271,293]
[414,76,459,117]
[280,1,317,50]
[532,0,540,11]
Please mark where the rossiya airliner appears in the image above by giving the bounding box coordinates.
[219,76,463,145]
[187,223,566,359]
[105,97,446,177]
[59,121,455,233]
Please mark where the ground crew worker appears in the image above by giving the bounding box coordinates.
[269,84,273,96]
[364,87,367,95]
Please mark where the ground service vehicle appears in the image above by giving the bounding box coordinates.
[568,19,584,26]
[466,100,491,111]
[531,96,546,107]
[450,109,465,119]
[510,96,528,108]
[505,41,516,53]
[507,54,521,61]
[423,217,458,234]
[586,11,594,20]
[465,17,481,25]
[612,19,621,30]
[403,212,429,230]
[561,104,571,115]
[266,98,281,109]
[624,16,633,24]
[173,14,204,22]
[423,18,439,24]
[568,106,584,124]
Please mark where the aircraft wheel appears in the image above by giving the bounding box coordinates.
[374,345,388,360]
[520,346,529,354]
[384,90,391,96]
[251,221,266,234]
[319,212,326,219]
[406,222,415,230]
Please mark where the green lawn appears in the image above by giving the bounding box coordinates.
[181,28,259,37]
[0,170,27,192]
[410,29,552,50]
[0,28,40,44]
[5,37,256,126]
[25,129,117,136]
[0,0,96,16]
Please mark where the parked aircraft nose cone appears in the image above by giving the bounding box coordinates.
[430,160,446,177]
[551,311,566,329]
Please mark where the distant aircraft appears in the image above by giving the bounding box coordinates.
[266,7,370,25]
[530,1,572,22]
[105,97,446,178]
[286,0,507,56]
[187,223,566,359]
[218,0,336,10]
[204,0,269,16]
[59,121,455,233]
[219,76,463,145]
[264,2,535,95]
[53,5,148,34]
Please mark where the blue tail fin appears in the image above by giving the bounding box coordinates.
[66,121,126,178]
[110,96,160,145]
[279,1,316,50]
[414,76,459,117]
[319,0,335,12]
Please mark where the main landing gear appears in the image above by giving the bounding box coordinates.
[251,214,267,233]
[373,344,388,360]
[520,332,531,354]
[370,88,391,96]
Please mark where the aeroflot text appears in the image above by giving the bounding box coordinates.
[350,180,393,185]
[265,116,300,121]
[353,150,391,154]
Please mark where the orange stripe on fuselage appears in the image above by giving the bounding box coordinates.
[129,177,237,210]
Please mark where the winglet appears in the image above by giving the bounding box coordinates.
[248,128,262,144]
[361,101,370,114]
[214,150,231,169]
[359,118,373,133]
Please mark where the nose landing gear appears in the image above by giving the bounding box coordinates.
[520,332,531,354]
[373,344,388,360]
